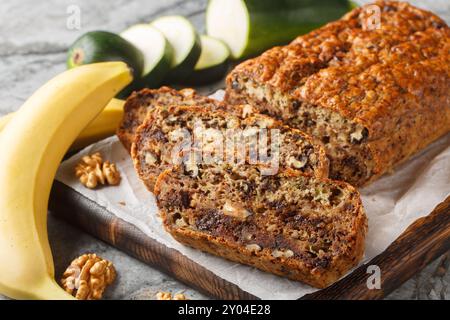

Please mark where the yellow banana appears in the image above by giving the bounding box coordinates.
[70,98,125,151]
[0,99,126,152]
[0,112,14,131]
[0,62,132,300]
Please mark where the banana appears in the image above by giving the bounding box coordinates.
[0,112,14,132]
[0,98,126,152]
[70,98,125,151]
[0,62,132,299]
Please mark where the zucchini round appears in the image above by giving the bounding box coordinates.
[182,35,230,85]
[67,30,144,80]
[206,0,352,59]
[151,15,202,81]
[121,24,173,88]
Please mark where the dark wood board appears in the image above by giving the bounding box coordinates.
[49,181,450,300]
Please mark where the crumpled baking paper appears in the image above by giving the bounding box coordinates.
[56,91,450,300]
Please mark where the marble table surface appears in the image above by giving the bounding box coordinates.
[0,0,448,300]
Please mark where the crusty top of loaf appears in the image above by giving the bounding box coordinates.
[228,1,449,137]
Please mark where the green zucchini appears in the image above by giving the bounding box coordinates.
[151,16,202,81]
[121,24,173,88]
[206,0,352,59]
[182,35,230,85]
[67,30,144,80]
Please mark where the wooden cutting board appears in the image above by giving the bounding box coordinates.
[49,180,450,300]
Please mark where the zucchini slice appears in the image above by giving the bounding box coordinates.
[67,30,144,98]
[206,0,352,59]
[151,15,201,81]
[121,24,173,88]
[182,35,230,85]
[67,30,144,80]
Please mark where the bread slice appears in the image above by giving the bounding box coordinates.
[225,1,450,186]
[117,86,224,151]
[154,164,367,288]
[131,105,329,191]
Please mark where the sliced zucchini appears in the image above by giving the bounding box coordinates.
[182,35,230,85]
[121,24,173,88]
[151,15,201,81]
[67,30,144,80]
[206,0,352,59]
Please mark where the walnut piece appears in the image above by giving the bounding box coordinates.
[174,293,188,300]
[156,292,172,300]
[287,156,307,169]
[102,161,121,185]
[75,153,121,189]
[61,253,116,300]
[81,153,102,167]
[145,152,158,165]
[245,244,262,252]
[272,249,294,259]
[156,292,189,300]
[241,104,254,118]
[175,218,188,228]
[222,201,252,220]
[180,88,195,98]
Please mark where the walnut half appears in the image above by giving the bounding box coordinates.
[61,253,116,300]
[75,153,121,189]
[156,292,189,300]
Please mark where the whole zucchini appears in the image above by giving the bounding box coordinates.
[206,0,352,59]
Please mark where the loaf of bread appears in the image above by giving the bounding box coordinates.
[117,86,224,151]
[131,105,329,191]
[225,1,450,186]
[155,164,367,288]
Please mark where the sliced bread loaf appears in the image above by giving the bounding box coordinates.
[225,1,450,186]
[131,105,329,191]
[154,164,367,288]
[117,86,224,151]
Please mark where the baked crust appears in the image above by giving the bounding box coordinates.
[117,86,223,151]
[226,1,450,185]
[155,166,367,288]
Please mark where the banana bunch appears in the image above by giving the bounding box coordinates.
[0,62,132,300]
[0,98,125,152]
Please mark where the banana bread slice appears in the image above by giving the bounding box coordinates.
[131,105,329,191]
[225,1,450,186]
[155,164,367,288]
[117,86,224,151]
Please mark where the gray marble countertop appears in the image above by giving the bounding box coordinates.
[0,0,448,300]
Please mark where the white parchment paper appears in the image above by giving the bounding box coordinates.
[56,91,450,299]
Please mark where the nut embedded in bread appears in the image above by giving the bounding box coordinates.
[154,164,367,288]
[225,1,450,186]
[131,105,329,191]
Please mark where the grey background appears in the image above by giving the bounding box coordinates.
[0,0,448,300]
